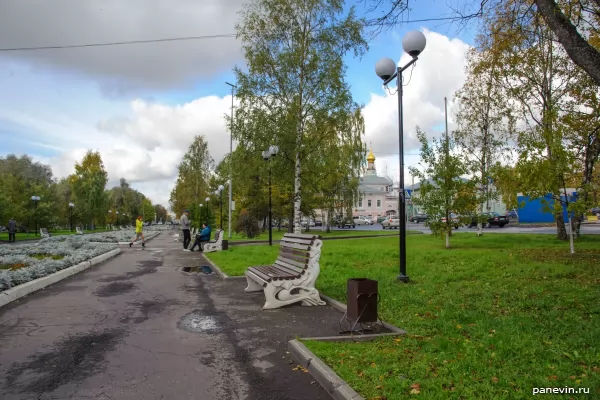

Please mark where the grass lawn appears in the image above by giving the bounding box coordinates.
[226,228,408,242]
[206,233,600,399]
[0,229,111,241]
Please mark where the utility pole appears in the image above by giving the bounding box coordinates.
[444,97,450,239]
[225,81,236,239]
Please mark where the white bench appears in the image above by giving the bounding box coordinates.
[245,233,326,310]
[40,228,51,238]
[186,228,197,249]
[75,226,84,235]
[203,229,223,253]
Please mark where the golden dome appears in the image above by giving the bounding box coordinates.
[367,148,376,163]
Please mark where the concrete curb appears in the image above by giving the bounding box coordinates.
[288,340,364,400]
[0,248,121,309]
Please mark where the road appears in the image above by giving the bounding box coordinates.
[0,233,345,400]
[310,222,600,235]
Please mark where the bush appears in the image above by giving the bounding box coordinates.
[235,209,260,238]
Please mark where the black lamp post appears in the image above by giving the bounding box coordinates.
[262,145,279,246]
[31,195,40,235]
[199,204,203,227]
[69,202,74,231]
[375,30,427,283]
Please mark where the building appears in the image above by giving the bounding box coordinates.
[352,149,400,219]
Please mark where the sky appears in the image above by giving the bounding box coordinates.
[0,0,479,209]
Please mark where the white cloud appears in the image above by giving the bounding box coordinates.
[362,29,470,184]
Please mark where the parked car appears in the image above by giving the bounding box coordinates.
[505,210,518,219]
[353,216,371,226]
[589,207,600,215]
[441,213,460,229]
[334,217,355,229]
[377,216,387,224]
[411,213,428,223]
[468,212,509,228]
[314,219,323,226]
[381,216,400,229]
[363,216,374,225]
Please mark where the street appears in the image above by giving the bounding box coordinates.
[312,222,600,235]
[0,234,343,400]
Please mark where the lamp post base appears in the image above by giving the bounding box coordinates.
[396,274,410,283]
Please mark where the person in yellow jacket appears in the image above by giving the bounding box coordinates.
[129,215,146,248]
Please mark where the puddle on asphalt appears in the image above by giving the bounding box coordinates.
[178,311,219,333]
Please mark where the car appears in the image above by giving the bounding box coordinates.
[353,216,371,225]
[377,216,388,224]
[589,207,600,215]
[468,212,509,228]
[411,213,428,223]
[441,213,460,229]
[335,217,355,228]
[363,216,375,225]
[381,216,399,229]
[314,220,323,226]
[505,210,518,219]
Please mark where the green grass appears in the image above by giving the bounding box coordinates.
[227,228,407,242]
[0,229,111,241]
[207,233,600,399]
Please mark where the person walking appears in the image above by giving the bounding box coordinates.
[190,222,211,252]
[129,215,145,248]
[8,218,17,243]
[181,209,191,251]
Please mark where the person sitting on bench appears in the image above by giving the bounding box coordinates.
[190,223,211,252]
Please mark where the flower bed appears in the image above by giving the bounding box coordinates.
[0,236,118,292]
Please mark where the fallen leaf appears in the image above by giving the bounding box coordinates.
[456,325,462,329]
[491,377,499,383]
[569,376,576,380]
[548,375,558,381]
[376,385,382,389]
[394,338,402,343]
[371,362,377,368]
[409,383,421,394]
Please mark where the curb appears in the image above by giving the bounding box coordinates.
[0,248,121,309]
[288,340,364,400]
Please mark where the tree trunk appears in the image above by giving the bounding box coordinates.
[293,134,303,235]
[555,206,568,240]
[445,229,450,249]
[534,0,600,86]
[288,207,294,234]
[568,215,575,254]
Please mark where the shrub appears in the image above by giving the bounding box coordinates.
[235,209,260,238]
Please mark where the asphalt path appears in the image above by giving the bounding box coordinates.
[311,222,600,235]
[0,233,346,400]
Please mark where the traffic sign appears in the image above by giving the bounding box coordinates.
[404,189,412,198]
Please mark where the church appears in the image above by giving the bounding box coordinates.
[352,149,399,219]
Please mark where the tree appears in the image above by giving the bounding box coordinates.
[480,2,582,240]
[154,204,168,223]
[68,150,108,230]
[454,46,514,236]
[234,0,367,234]
[169,135,214,220]
[361,0,600,86]
[409,128,477,248]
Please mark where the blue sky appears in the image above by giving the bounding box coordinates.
[0,0,477,207]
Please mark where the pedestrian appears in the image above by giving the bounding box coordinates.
[129,215,145,248]
[181,209,191,251]
[190,222,211,252]
[8,217,17,243]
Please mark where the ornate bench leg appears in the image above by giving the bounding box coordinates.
[300,288,326,307]
[245,275,263,293]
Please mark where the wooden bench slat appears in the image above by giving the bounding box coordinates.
[283,233,321,240]
[270,263,303,278]
[280,237,314,246]
[247,266,272,283]
[252,265,299,281]
[279,254,310,267]
[275,258,305,272]
[280,241,312,251]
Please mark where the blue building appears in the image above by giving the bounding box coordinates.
[517,189,577,223]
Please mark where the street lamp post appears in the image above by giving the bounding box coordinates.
[205,197,211,224]
[31,196,40,235]
[262,145,279,246]
[375,30,427,283]
[217,185,225,230]
[199,204,203,226]
[69,203,75,231]
[225,81,236,240]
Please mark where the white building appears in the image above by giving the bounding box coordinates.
[352,149,400,219]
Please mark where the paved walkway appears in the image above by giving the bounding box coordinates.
[0,233,345,399]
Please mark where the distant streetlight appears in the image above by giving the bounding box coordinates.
[375,30,427,283]
[262,145,279,246]
[205,197,211,224]
[217,184,225,230]
[199,204,203,226]
[31,196,40,235]
[69,202,75,232]
[225,81,236,240]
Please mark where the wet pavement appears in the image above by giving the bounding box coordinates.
[0,233,346,400]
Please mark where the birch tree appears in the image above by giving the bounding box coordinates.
[409,128,477,248]
[233,0,367,234]
[454,45,514,236]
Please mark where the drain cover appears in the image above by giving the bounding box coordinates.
[178,311,219,333]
